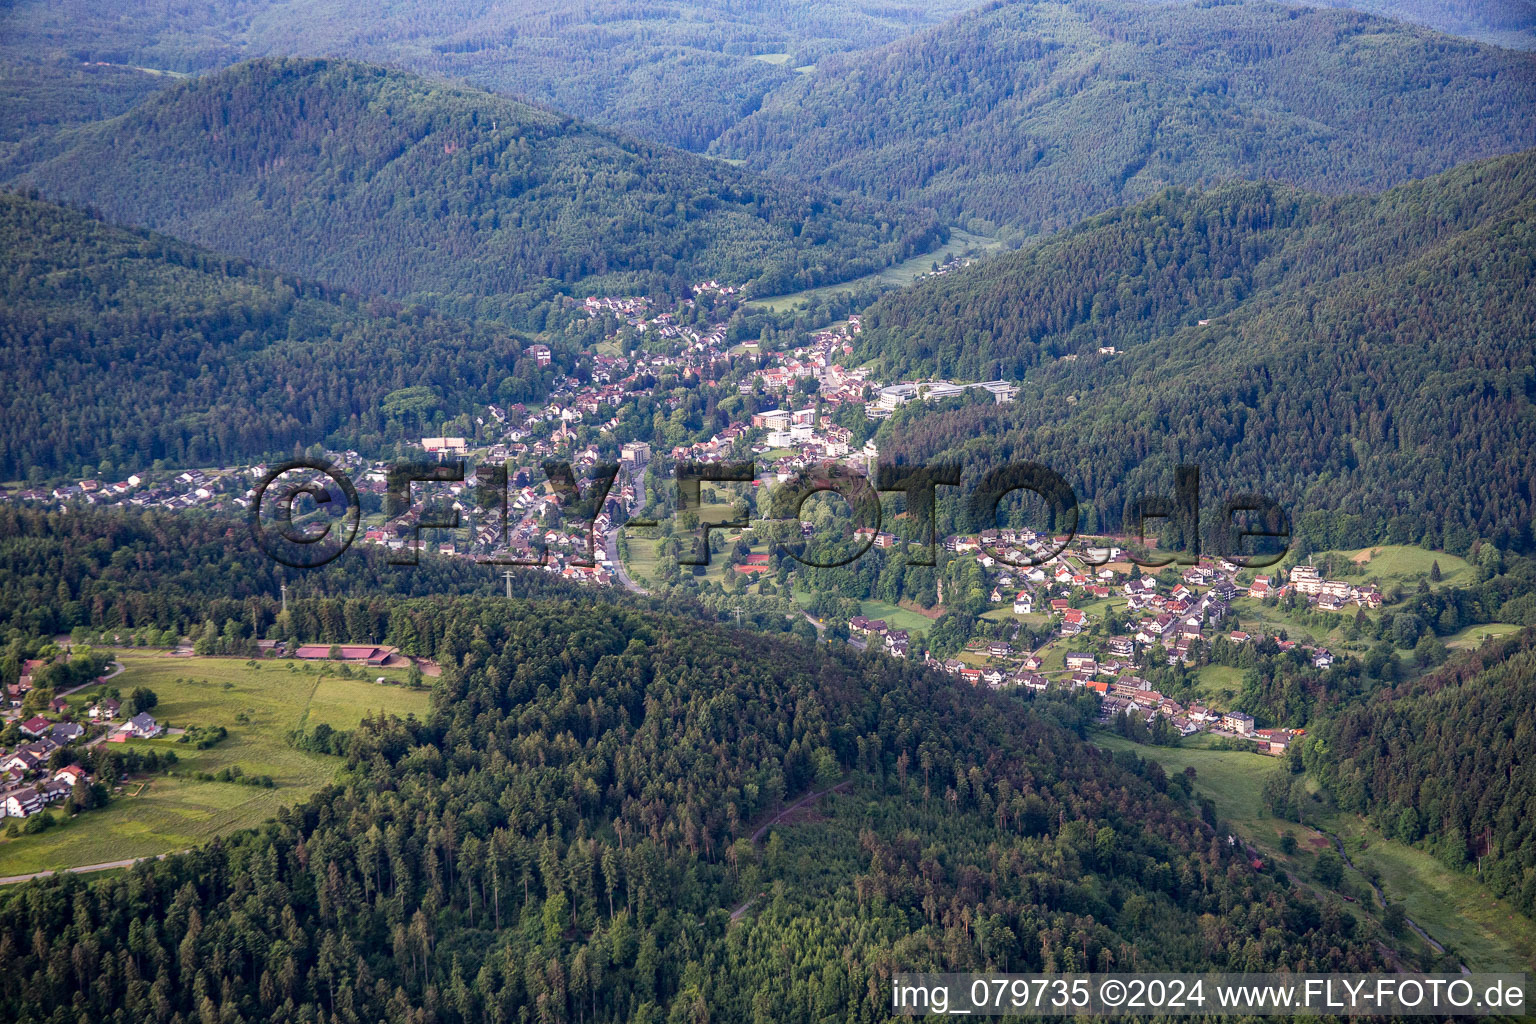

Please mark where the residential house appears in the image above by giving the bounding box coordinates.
[0,749,43,775]
[52,765,87,787]
[118,713,162,739]
[3,788,43,818]
[49,722,84,745]
[1221,711,1255,735]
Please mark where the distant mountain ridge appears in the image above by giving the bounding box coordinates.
[0,1,1527,160]
[4,58,944,320]
[713,0,1536,236]
[1301,0,1536,49]
[0,0,992,151]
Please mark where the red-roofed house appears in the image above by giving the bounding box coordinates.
[293,644,396,665]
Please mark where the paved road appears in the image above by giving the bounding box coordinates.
[0,850,185,886]
[606,460,650,595]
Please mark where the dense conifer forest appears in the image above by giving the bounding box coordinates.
[0,596,1388,1023]
[0,506,558,639]
[0,60,173,170]
[0,192,569,478]
[1310,629,1536,918]
[4,59,944,319]
[0,0,994,151]
[2,0,1528,159]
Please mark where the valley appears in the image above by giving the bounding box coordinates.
[0,1,1533,1020]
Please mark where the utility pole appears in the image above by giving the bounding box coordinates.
[280,584,288,615]
[504,569,514,599]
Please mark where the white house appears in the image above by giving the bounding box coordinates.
[2,788,43,818]
[117,713,163,739]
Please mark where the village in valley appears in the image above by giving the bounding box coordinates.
[852,540,1385,753]
[0,277,1451,823]
[0,654,153,828]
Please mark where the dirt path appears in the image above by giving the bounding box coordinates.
[750,779,850,844]
[1326,833,1469,971]
[54,660,125,698]
[728,894,761,922]
[0,850,187,886]
[727,780,851,924]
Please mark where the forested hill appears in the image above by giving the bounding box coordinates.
[1324,0,1536,50]
[0,192,557,478]
[862,150,1536,554]
[5,58,944,319]
[0,60,173,172]
[1,4,1528,161]
[0,596,1386,1022]
[1311,629,1536,918]
[712,0,1536,235]
[0,1,992,152]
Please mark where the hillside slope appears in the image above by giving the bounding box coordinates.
[1306,0,1536,49]
[713,0,1536,235]
[0,0,994,151]
[6,58,944,318]
[0,59,174,171]
[1314,629,1536,918]
[859,150,1536,552]
[0,596,1388,1022]
[1,2,1528,158]
[0,191,555,477]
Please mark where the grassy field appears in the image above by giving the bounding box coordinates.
[1092,733,1272,824]
[856,600,934,636]
[745,229,1000,312]
[980,607,1051,629]
[1091,734,1536,971]
[1191,664,1246,704]
[1321,812,1536,972]
[1230,596,1348,648]
[1444,622,1522,650]
[0,653,431,877]
[622,534,666,585]
[0,775,299,877]
[623,496,755,588]
[1090,734,1412,947]
[1336,544,1474,586]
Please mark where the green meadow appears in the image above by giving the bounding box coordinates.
[1092,733,1536,972]
[0,653,431,877]
[745,229,1000,313]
